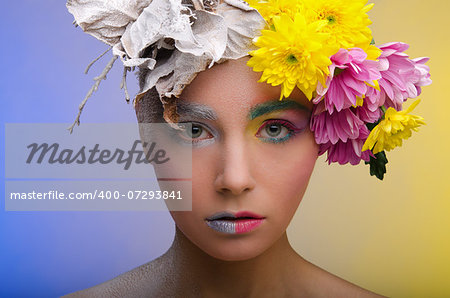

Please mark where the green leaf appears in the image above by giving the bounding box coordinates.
[334,67,345,76]
[366,121,379,131]
[365,151,388,180]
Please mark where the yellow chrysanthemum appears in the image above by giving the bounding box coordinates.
[362,100,425,154]
[247,13,337,100]
[301,0,374,49]
[246,0,301,25]
[362,43,382,61]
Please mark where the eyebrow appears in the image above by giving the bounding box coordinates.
[176,101,218,121]
[248,99,310,120]
[175,99,309,121]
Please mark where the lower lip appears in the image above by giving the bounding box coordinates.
[205,218,264,234]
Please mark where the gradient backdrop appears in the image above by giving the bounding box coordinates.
[1,1,449,297]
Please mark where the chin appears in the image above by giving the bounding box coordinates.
[196,236,272,262]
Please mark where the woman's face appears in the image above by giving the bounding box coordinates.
[164,57,319,261]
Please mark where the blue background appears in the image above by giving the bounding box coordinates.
[1,1,174,296]
[3,1,449,298]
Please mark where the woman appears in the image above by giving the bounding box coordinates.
[64,0,430,296]
[65,56,384,298]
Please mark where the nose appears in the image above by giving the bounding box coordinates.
[213,136,256,196]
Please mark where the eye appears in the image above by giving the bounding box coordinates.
[255,119,304,144]
[175,122,213,144]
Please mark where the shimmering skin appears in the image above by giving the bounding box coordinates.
[155,57,320,261]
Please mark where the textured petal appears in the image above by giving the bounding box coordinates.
[218,3,265,60]
[67,0,153,45]
[121,0,195,58]
[135,1,265,102]
[176,10,228,63]
[137,50,210,99]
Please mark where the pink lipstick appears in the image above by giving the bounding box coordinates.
[205,211,265,234]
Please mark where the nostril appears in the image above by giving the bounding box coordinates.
[217,186,252,196]
[213,147,256,195]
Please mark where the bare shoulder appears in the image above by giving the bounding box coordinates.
[296,257,387,298]
[62,254,170,298]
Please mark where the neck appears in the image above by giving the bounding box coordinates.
[162,225,306,297]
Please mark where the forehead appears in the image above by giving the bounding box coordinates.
[177,57,312,118]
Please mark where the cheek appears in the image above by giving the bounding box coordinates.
[256,130,318,217]
[190,148,218,205]
[261,129,317,177]
[169,148,217,229]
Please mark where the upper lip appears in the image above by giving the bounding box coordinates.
[206,211,265,221]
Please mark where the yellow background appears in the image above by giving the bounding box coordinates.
[288,1,450,297]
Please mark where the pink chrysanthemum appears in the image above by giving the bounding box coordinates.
[411,57,432,95]
[314,48,381,113]
[311,103,376,165]
[311,105,366,145]
[355,98,381,123]
[367,42,432,110]
[319,129,372,165]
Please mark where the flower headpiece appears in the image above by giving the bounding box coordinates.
[66,0,431,180]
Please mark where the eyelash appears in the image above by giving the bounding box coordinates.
[255,119,304,144]
[172,119,304,145]
[170,122,214,146]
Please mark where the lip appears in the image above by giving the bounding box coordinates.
[205,210,265,234]
[205,210,264,221]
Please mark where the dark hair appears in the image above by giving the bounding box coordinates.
[135,67,164,124]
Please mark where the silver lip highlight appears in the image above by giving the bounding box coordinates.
[205,220,235,234]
